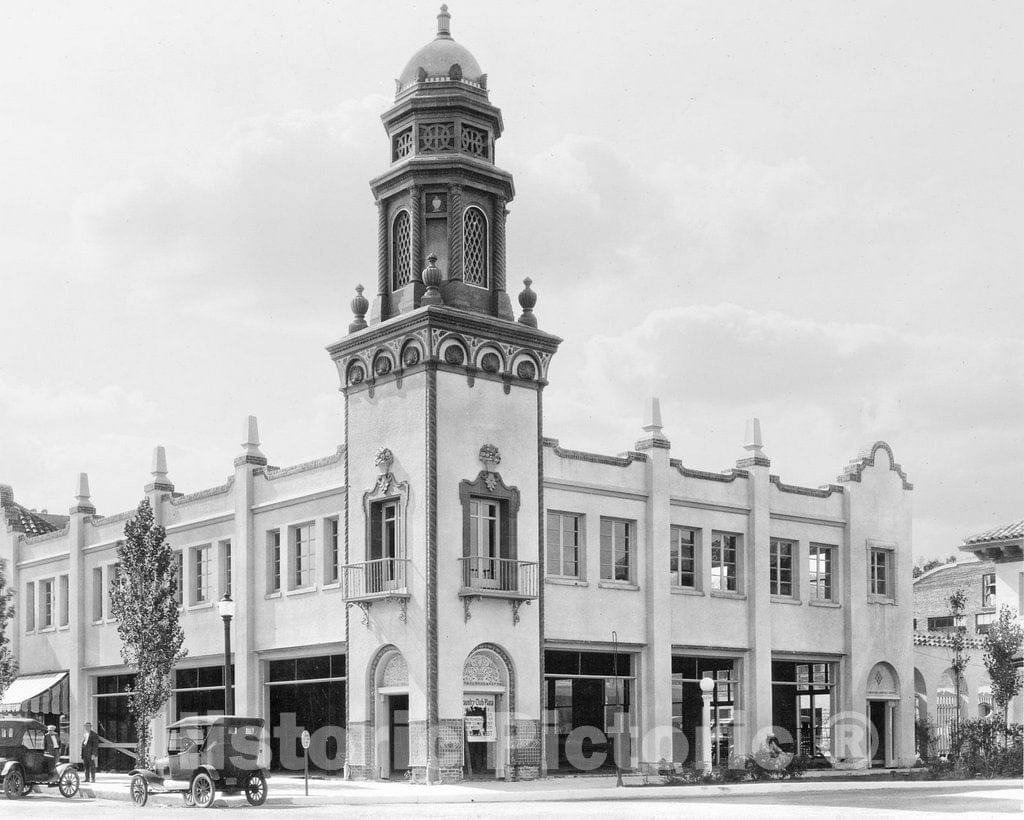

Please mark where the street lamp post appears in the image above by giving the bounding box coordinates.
[699,675,715,775]
[217,593,236,715]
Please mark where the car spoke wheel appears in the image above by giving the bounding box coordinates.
[244,771,267,806]
[3,768,25,800]
[129,774,148,806]
[191,771,215,809]
[58,768,80,798]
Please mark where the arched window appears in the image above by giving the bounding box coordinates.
[463,206,488,288]
[392,210,411,290]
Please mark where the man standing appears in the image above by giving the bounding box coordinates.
[43,725,60,774]
[81,722,99,782]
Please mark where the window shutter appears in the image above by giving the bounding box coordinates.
[370,503,383,561]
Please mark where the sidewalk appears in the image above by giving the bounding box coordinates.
[78,770,1022,807]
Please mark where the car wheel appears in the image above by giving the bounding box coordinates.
[129,774,148,806]
[244,771,267,806]
[58,768,80,798]
[191,771,215,809]
[3,768,25,800]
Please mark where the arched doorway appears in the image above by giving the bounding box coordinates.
[866,662,899,767]
[462,646,513,779]
[935,668,966,756]
[372,648,409,779]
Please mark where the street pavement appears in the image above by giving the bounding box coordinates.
[8,774,1021,817]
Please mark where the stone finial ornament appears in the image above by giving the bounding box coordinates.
[242,415,266,460]
[479,444,501,468]
[517,278,537,327]
[421,254,444,306]
[643,397,664,433]
[437,4,451,38]
[743,418,765,454]
[374,447,394,473]
[349,284,369,333]
[75,473,91,507]
[151,446,169,481]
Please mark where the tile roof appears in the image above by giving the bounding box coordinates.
[5,503,63,536]
[964,519,1024,545]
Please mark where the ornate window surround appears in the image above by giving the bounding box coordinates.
[458,470,520,560]
[363,470,410,563]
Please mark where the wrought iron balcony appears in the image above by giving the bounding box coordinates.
[341,558,410,625]
[457,556,538,624]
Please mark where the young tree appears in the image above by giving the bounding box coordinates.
[983,605,1023,727]
[0,561,16,700]
[948,589,970,732]
[110,499,186,768]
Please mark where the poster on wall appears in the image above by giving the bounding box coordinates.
[463,695,496,743]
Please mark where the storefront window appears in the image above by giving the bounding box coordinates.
[671,656,738,765]
[94,673,138,772]
[771,660,833,761]
[267,654,346,773]
[174,665,234,720]
[543,650,632,772]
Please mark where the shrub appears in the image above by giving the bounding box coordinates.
[927,719,1024,779]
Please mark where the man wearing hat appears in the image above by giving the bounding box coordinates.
[43,725,60,775]
[81,722,99,782]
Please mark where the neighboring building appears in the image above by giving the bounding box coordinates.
[912,519,1024,755]
[0,7,918,781]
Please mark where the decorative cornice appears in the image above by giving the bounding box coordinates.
[769,475,845,498]
[233,454,268,467]
[542,437,648,467]
[170,477,236,506]
[634,436,671,452]
[736,455,771,469]
[144,481,175,494]
[838,440,913,491]
[670,460,749,483]
[262,446,346,481]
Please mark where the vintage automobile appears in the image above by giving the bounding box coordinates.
[0,717,80,800]
[129,716,268,808]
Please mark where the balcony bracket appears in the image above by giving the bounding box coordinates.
[463,595,478,623]
[510,598,530,625]
[347,600,372,628]
[394,596,408,623]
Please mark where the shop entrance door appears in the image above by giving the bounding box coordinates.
[389,695,409,775]
[868,700,887,766]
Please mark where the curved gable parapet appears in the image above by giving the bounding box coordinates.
[263,446,346,481]
[23,525,70,544]
[670,459,749,483]
[543,437,647,467]
[86,509,134,527]
[169,476,236,506]
[769,475,844,498]
[837,440,913,490]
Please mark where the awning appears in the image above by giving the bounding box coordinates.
[0,671,69,714]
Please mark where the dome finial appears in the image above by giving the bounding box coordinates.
[437,5,452,39]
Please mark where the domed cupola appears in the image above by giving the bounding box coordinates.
[367,5,516,325]
[397,5,486,94]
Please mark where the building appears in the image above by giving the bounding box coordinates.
[0,6,918,781]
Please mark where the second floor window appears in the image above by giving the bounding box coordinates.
[770,539,795,597]
[982,573,996,608]
[40,579,54,628]
[293,524,315,589]
[59,575,69,627]
[92,568,103,621]
[370,503,399,562]
[268,530,281,593]
[670,526,697,588]
[600,518,633,583]
[173,552,183,606]
[976,612,996,634]
[327,518,340,584]
[869,548,893,599]
[26,582,36,631]
[808,545,834,601]
[192,548,209,604]
[711,532,739,592]
[547,511,583,578]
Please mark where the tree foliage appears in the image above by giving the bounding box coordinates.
[0,561,16,700]
[110,499,186,767]
[983,605,1023,724]
[947,588,970,729]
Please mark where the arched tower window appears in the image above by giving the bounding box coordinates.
[463,206,488,288]
[391,210,411,290]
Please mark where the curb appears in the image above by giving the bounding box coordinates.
[78,777,1023,807]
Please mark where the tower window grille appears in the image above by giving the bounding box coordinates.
[392,210,412,289]
[461,125,489,159]
[392,128,413,162]
[419,122,454,153]
[463,207,488,288]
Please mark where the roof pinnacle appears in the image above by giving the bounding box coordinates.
[437,5,451,39]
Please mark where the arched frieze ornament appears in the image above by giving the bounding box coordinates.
[510,352,539,382]
[463,651,502,687]
[867,662,899,698]
[382,653,410,688]
[373,349,395,377]
[475,346,505,375]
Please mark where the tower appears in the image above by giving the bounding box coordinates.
[328,7,560,783]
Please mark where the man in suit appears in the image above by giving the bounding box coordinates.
[81,722,99,782]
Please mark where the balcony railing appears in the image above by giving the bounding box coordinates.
[341,559,410,626]
[458,556,537,598]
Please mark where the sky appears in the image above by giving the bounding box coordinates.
[0,1,1020,563]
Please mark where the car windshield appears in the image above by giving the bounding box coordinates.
[167,726,206,754]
